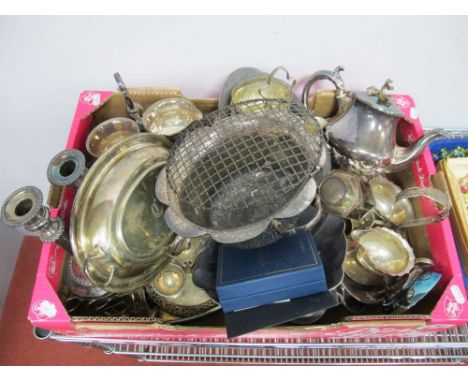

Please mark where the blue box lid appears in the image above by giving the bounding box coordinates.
[216,231,326,301]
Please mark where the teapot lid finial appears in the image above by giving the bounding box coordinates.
[366,79,394,105]
[356,79,407,118]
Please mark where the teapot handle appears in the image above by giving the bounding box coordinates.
[392,187,451,228]
[302,66,347,115]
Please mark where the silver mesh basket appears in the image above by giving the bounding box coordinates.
[166,99,323,231]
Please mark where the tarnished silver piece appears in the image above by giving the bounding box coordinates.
[63,288,152,318]
[320,173,450,230]
[161,99,324,244]
[392,187,451,228]
[1,186,72,253]
[113,72,145,131]
[368,176,415,227]
[142,97,203,137]
[343,247,390,286]
[302,65,347,114]
[2,186,108,299]
[233,197,322,249]
[70,134,175,293]
[318,170,372,219]
[86,117,140,157]
[231,66,296,106]
[64,254,109,299]
[145,236,219,321]
[47,149,87,188]
[303,67,450,175]
[219,67,264,108]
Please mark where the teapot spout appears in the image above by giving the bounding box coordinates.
[387,129,450,172]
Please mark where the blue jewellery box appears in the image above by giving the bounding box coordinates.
[216,231,328,313]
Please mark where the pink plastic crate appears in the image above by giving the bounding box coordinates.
[28,91,468,339]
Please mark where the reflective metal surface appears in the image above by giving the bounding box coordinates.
[319,170,366,218]
[70,134,175,293]
[351,227,415,277]
[142,97,203,137]
[86,117,140,158]
[63,254,109,299]
[387,271,442,314]
[392,187,451,228]
[368,176,414,226]
[232,197,322,249]
[302,66,347,114]
[231,67,294,105]
[160,99,324,244]
[1,186,71,253]
[114,72,145,131]
[303,67,449,174]
[343,247,389,286]
[219,67,264,108]
[47,149,87,187]
[146,236,220,321]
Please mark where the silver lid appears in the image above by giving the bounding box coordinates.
[355,79,405,118]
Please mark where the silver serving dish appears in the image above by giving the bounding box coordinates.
[70,134,175,293]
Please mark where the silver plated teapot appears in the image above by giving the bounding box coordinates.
[303,66,449,175]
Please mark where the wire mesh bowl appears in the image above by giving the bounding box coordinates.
[165,99,324,233]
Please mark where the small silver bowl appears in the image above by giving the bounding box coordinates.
[86,117,139,158]
[142,97,202,137]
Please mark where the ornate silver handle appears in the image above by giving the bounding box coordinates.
[393,187,451,228]
[302,66,346,114]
